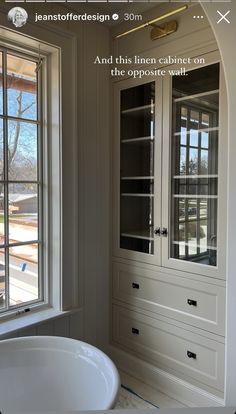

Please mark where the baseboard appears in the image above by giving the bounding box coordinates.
[108,344,225,408]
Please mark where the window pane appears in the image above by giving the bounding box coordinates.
[181,107,187,127]
[190,110,199,126]
[9,244,39,306]
[0,53,3,115]
[190,129,198,147]
[0,249,6,310]
[0,119,3,180]
[8,121,37,181]
[189,148,198,175]
[200,149,209,174]
[9,183,38,243]
[0,120,4,245]
[180,146,186,175]
[180,127,187,145]
[0,191,5,246]
[7,55,37,121]
[202,113,210,127]
[201,131,209,149]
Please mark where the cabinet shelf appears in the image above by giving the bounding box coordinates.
[174,89,219,103]
[173,175,218,179]
[121,104,154,115]
[121,137,154,144]
[173,195,218,199]
[121,176,154,180]
[174,127,219,137]
[172,240,217,251]
[121,229,154,241]
[121,193,154,197]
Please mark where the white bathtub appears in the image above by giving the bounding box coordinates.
[0,336,120,412]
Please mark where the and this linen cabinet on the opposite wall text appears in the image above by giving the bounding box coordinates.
[112,51,227,402]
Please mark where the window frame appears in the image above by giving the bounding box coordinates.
[0,21,79,326]
[0,42,50,319]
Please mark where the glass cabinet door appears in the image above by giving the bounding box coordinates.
[170,63,219,268]
[119,82,156,255]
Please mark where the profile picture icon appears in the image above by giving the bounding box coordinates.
[8,7,28,28]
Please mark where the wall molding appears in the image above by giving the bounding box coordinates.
[108,345,225,408]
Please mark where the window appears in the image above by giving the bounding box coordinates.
[0,48,44,313]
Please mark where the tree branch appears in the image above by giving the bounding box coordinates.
[9,92,22,165]
[20,101,35,115]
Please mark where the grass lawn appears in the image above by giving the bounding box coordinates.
[0,214,36,223]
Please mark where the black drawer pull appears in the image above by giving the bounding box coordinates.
[132,327,139,335]
[187,350,197,359]
[132,282,139,289]
[187,299,197,307]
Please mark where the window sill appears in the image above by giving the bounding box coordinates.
[0,307,81,338]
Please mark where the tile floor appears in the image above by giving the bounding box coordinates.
[119,370,187,409]
[116,386,159,409]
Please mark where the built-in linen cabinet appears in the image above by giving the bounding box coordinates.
[112,53,227,398]
[114,59,226,278]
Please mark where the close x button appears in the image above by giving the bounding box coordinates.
[217,10,231,24]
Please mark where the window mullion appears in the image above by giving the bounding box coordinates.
[3,49,10,310]
[0,115,40,125]
[37,61,44,303]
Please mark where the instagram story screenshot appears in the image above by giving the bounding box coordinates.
[0,0,235,413]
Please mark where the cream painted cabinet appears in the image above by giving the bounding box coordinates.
[112,262,225,336]
[113,54,227,280]
[112,51,227,397]
[113,304,225,392]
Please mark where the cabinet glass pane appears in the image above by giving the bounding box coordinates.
[120,82,155,254]
[171,64,219,266]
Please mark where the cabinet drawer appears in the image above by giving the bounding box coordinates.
[113,263,225,335]
[113,304,225,391]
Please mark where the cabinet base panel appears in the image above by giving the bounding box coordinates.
[108,344,224,408]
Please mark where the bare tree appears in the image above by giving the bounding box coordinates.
[8,91,35,167]
[0,90,35,196]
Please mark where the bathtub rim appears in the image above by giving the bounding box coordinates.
[0,335,121,410]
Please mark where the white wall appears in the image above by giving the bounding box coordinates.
[0,310,84,341]
[77,17,110,349]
